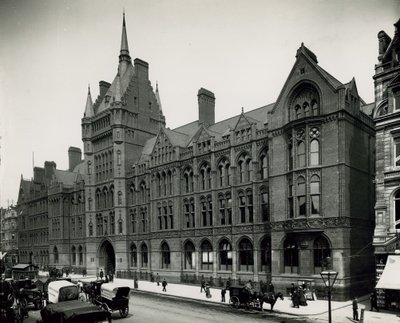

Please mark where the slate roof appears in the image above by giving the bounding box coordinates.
[361,102,375,117]
[53,170,79,186]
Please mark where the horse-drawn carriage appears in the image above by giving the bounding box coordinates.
[0,279,25,322]
[13,278,45,310]
[87,281,130,318]
[229,285,284,311]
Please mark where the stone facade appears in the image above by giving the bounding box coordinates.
[15,14,379,300]
[0,206,19,266]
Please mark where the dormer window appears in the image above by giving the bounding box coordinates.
[289,84,320,121]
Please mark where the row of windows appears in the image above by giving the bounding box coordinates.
[288,126,320,170]
[94,150,114,182]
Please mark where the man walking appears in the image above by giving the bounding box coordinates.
[352,297,359,321]
[156,273,160,286]
[221,288,226,302]
[162,278,167,292]
[200,277,206,293]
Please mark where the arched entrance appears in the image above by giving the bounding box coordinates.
[99,240,116,275]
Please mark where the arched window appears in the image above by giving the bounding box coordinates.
[219,240,232,271]
[226,193,232,225]
[54,246,59,264]
[130,243,137,267]
[218,158,230,187]
[304,102,310,116]
[311,100,319,116]
[201,196,207,227]
[200,168,206,190]
[297,177,306,216]
[297,141,306,167]
[310,175,320,215]
[260,236,271,273]
[394,191,400,230]
[260,187,269,222]
[238,160,245,183]
[219,195,226,225]
[238,238,253,271]
[239,191,246,223]
[288,177,294,218]
[78,245,83,266]
[141,243,148,267]
[260,153,268,179]
[161,242,171,269]
[288,136,293,171]
[313,236,331,273]
[201,240,213,270]
[184,241,195,270]
[207,195,213,226]
[310,139,320,166]
[247,190,253,223]
[284,237,298,274]
[157,173,161,197]
[295,104,302,119]
[71,246,76,265]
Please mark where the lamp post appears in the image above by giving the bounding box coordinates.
[320,270,338,323]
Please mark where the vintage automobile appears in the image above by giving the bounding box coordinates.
[39,299,111,323]
[47,280,79,304]
[91,282,130,318]
[14,278,45,310]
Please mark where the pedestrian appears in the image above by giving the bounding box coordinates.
[162,278,167,292]
[352,297,359,321]
[150,272,154,282]
[292,287,300,308]
[370,291,379,312]
[226,277,231,291]
[156,273,160,286]
[200,277,206,293]
[205,282,212,298]
[289,283,296,297]
[221,288,226,302]
[99,269,104,281]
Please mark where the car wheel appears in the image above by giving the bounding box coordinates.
[119,306,129,318]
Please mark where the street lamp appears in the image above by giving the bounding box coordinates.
[320,270,338,323]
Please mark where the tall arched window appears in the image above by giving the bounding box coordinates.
[141,243,148,267]
[184,241,195,270]
[297,141,306,167]
[310,139,320,166]
[54,246,59,264]
[238,238,253,271]
[284,237,298,274]
[239,191,246,223]
[79,246,83,266]
[260,187,269,222]
[161,242,171,269]
[201,240,213,270]
[130,243,137,267]
[260,153,268,179]
[297,177,306,216]
[238,160,245,183]
[394,190,400,230]
[313,236,331,273]
[304,102,310,116]
[219,240,232,271]
[260,236,271,272]
[310,175,321,215]
[247,190,253,223]
[219,195,226,225]
[71,246,76,265]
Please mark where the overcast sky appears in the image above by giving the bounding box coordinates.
[0,0,398,207]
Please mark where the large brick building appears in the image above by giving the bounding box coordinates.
[16,14,377,299]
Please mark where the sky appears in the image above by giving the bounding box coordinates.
[0,0,398,207]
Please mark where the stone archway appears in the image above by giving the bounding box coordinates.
[99,240,116,275]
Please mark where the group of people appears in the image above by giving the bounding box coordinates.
[152,272,168,292]
[98,269,114,283]
[289,283,308,308]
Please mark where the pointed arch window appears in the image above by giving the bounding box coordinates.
[260,187,269,222]
[201,240,213,270]
[161,242,171,269]
[71,246,76,265]
[260,237,271,273]
[284,237,298,273]
[310,175,321,215]
[130,243,137,267]
[219,240,232,271]
[297,141,306,168]
[297,176,306,216]
[184,241,195,270]
[310,139,320,166]
[54,246,59,264]
[313,236,330,273]
[238,238,253,271]
[239,191,246,223]
[260,153,268,179]
[141,243,148,267]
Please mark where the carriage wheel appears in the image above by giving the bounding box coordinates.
[119,306,129,318]
[229,296,240,309]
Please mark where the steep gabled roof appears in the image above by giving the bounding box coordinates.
[53,170,80,186]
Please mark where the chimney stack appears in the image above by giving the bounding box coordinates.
[99,81,111,97]
[68,147,82,171]
[198,88,215,127]
[44,161,56,179]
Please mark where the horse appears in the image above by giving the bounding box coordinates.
[259,292,284,311]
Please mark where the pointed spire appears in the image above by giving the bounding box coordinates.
[119,11,131,70]
[84,84,94,118]
[155,81,163,111]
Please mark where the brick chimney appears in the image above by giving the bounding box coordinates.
[198,88,215,127]
[68,147,82,171]
[44,161,56,179]
[33,167,45,183]
[99,81,111,97]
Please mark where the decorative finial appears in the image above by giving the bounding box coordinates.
[88,84,91,94]
[241,107,244,113]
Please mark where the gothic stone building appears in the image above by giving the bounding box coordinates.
[17,14,377,299]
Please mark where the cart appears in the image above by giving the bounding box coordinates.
[47,280,79,304]
[229,286,260,310]
[92,282,130,318]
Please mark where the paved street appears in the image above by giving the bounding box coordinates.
[25,292,311,323]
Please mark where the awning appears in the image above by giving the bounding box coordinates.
[376,255,400,290]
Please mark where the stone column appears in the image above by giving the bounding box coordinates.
[212,250,217,278]
[232,250,237,279]
[253,248,259,282]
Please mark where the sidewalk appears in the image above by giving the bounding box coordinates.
[46,272,400,323]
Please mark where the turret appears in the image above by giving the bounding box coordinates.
[119,12,132,75]
[84,85,94,118]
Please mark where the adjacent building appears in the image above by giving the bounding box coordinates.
[16,14,379,299]
[0,205,19,266]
